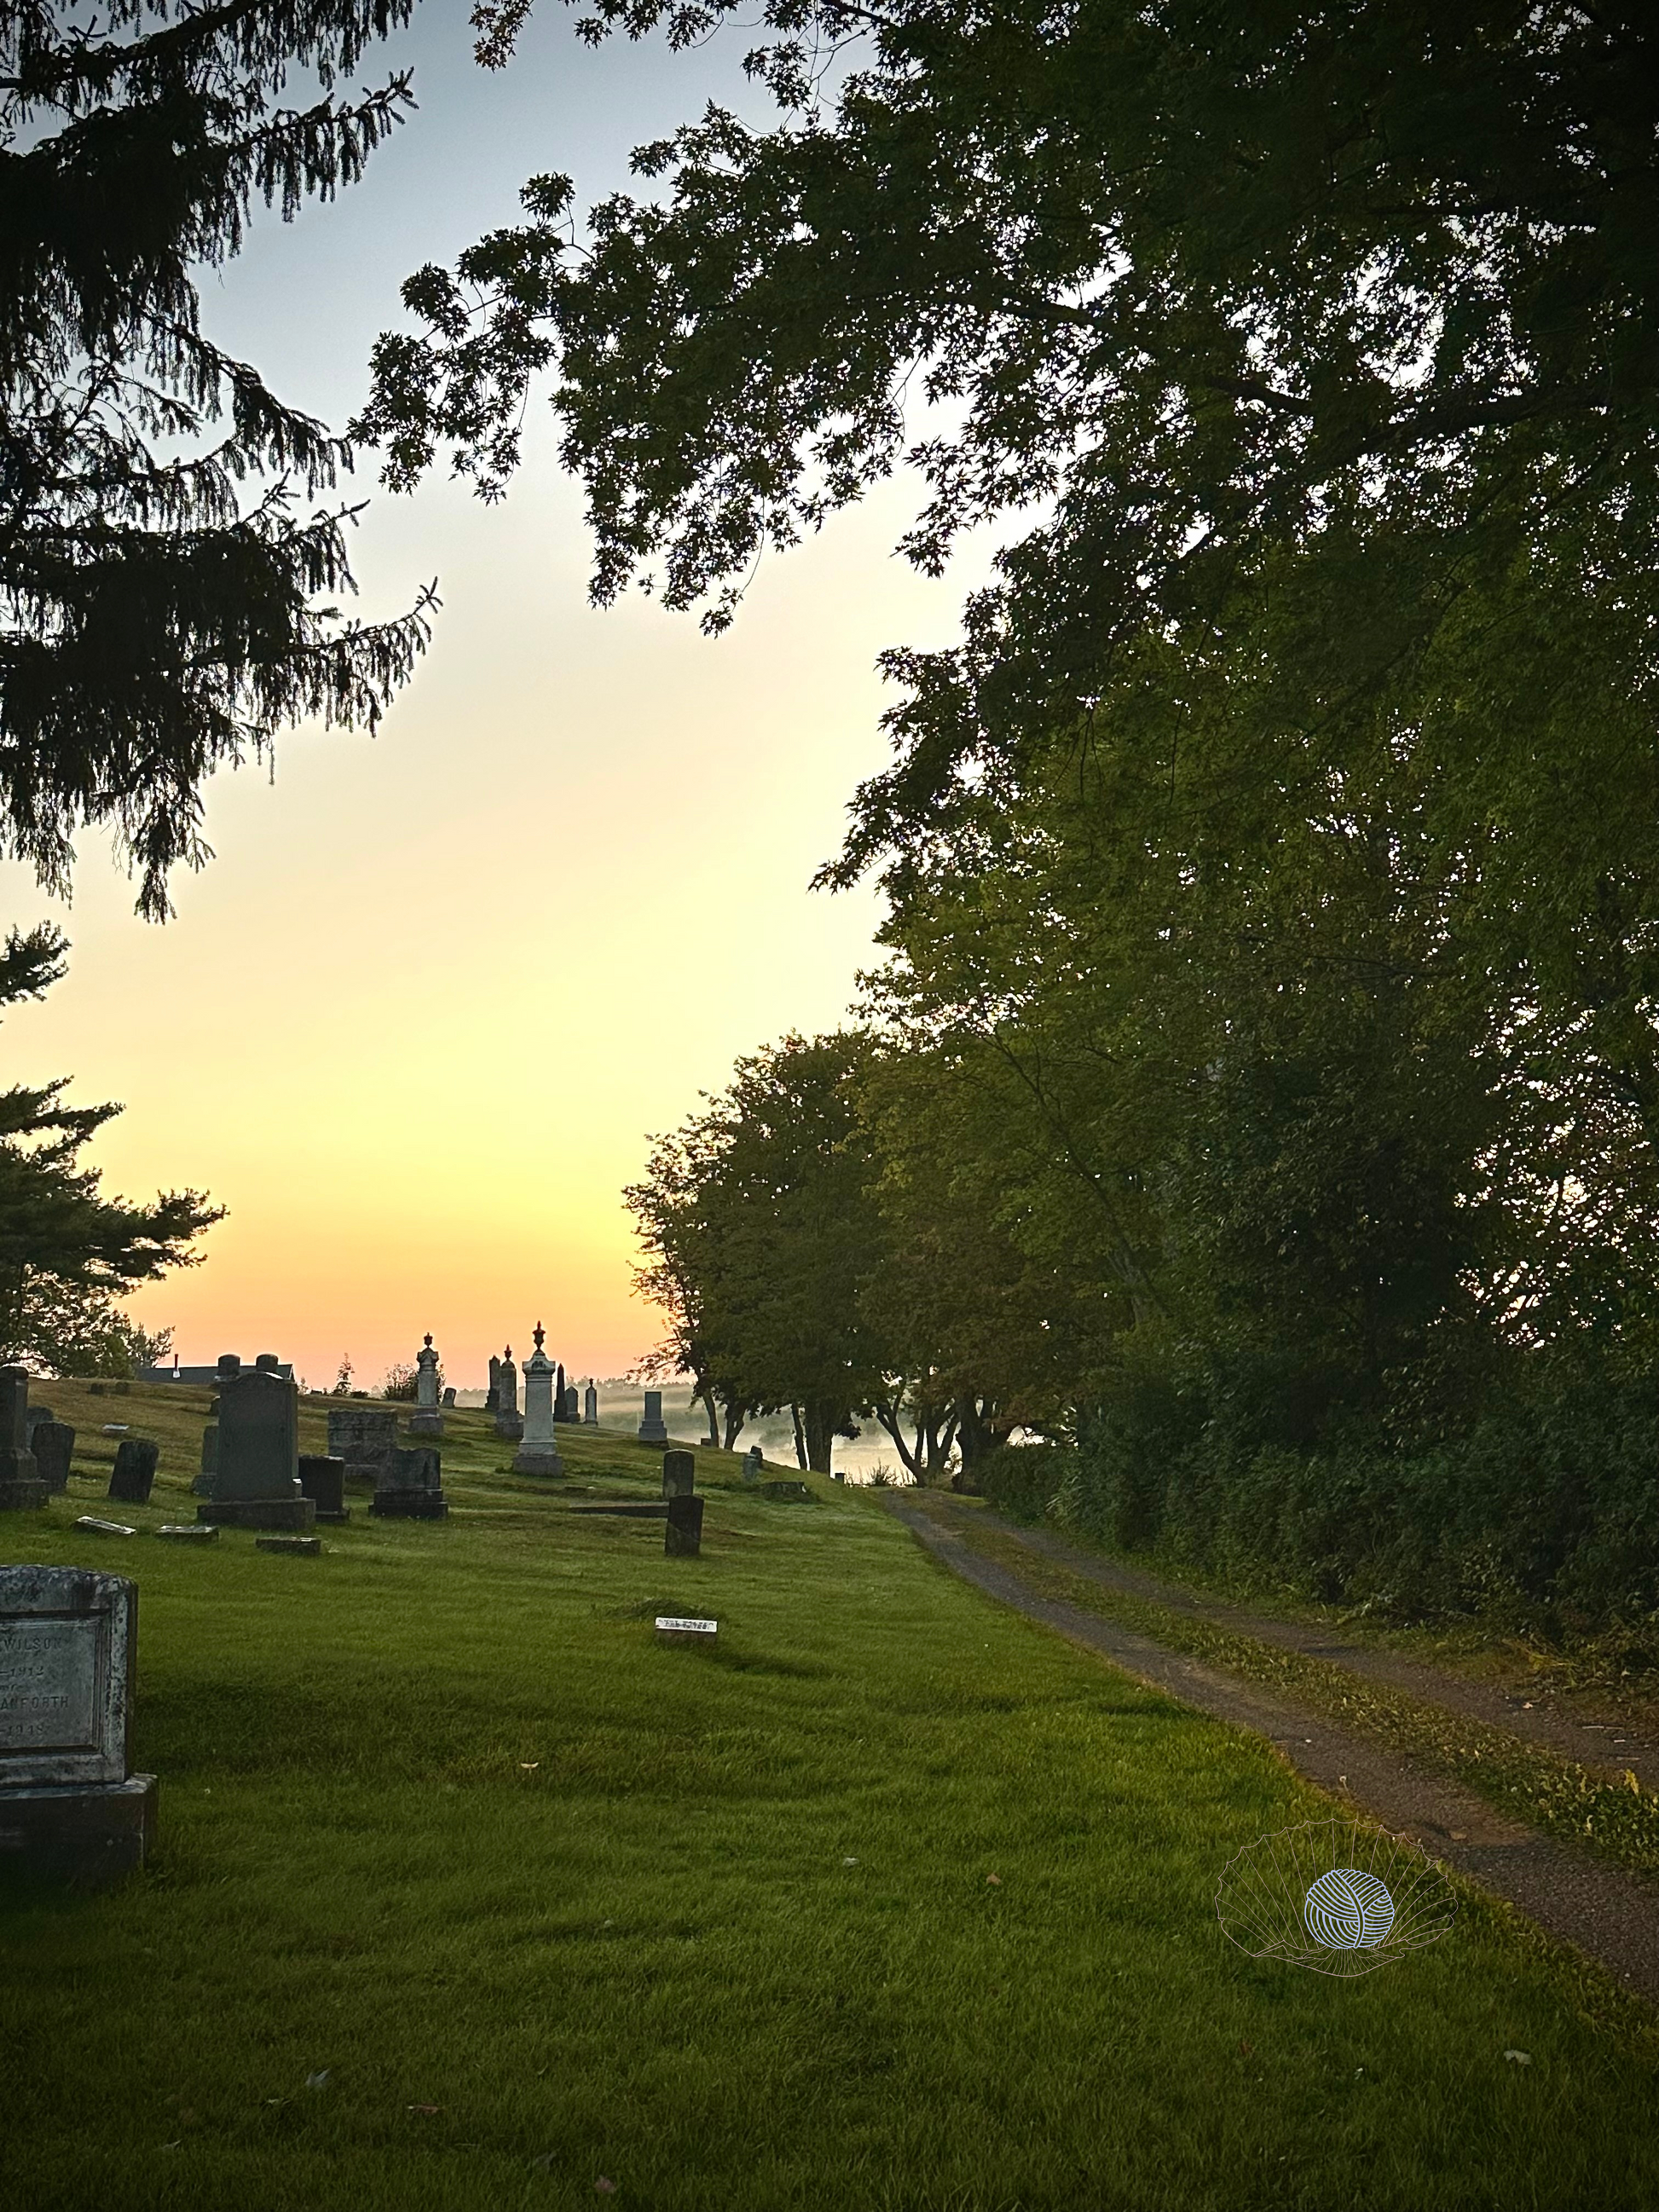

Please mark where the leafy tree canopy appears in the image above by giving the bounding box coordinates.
[361,0,1659,879]
[3,0,434,917]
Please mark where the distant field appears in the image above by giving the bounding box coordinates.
[2,1384,1654,2210]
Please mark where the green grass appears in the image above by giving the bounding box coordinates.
[3,1388,1656,2209]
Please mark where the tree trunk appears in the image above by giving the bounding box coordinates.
[873,1398,924,1480]
[721,1400,748,1452]
[801,1401,838,1475]
[791,1402,808,1470]
[696,1377,720,1447]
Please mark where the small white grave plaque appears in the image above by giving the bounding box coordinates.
[655,1615,717,1640]
[74,1516,136,1537]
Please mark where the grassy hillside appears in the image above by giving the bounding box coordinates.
[1,1383,1655,2209]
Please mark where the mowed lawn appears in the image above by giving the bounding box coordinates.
[3,1394,1656,2210]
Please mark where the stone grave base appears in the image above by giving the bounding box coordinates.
[157,1523,218,1543]
[408,1412,444,1437]
[257,1535,322,1555]
[637,1427,669,1447]
[494,1415,525,1442]
[369,1490,448,1519]
[0,1775,157,1889]
[197,1497,317,1532]
[512,1447,564,1477]
[761,1480,811,1502]
[0,1476,49,1510]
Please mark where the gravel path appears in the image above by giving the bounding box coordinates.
[888,1493,1659,2008]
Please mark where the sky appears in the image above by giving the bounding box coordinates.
[1,0,990,1395]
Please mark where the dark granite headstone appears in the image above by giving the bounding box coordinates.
[369,1445,448,1520]
[32,1422,74,1493]
[665,1493,704,1556]
[0,1367,46,1510]
[662,1449,697,1499]
[298,1455,350,1522]
[196,1353,313,1532]
[327,1406,398,1490]
[107,1439,159,1506]
[0,1565,156,1886]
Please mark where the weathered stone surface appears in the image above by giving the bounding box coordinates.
[298,1455,349,1521]
[32,1422,74,1494]
[73,1516,136,1537]
[198,1496,315,1532]
[155,1524,218,1544]
[0,1774,157,1889]
[107,1439,159,1506]
[665,1493,704,1556]
[743,1446,764,1488]
[512,1325,564,1476]
[583,1383,598,1426]
[192,1420,218,1498]
[0,1366,46,1510]
[762,1480,811,1503]
[662,1449,697,1499]
[408,1334,444,1437]
[636,1389,668,1447]
[207,1353,303,1506]
[0,1567,135,1789]
[256,1535,322,1556]
[326,1406,397,1489]
[494,1344,523,1441]
[369,1446,447,1519]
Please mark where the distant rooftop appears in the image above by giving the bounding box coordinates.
[139,1359,294,1385]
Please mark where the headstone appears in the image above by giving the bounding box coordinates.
[32,1422,74,1494]
[441,1386,456,1408]
[25,1406,55,1441]
[257,1535,322,1556]
[327,1406,398,1490]
[0,1566,158,1887]
[107,1439,159,1507]
[665,1493,704,1556]
[554,1362,568,1422]
[494,1344,523,1441]
[193,1421,218,1498]
[655,1615,717,1643]
[156,1524,218,1544]
[743,1445,764,1487]
[637,1389,668,1447]
[408,1333,444,1437]
[485,1354,501,1416]
[0,1368,47,1510]
[369,1445,448,1519]
[583,1383,598,1426]
[662,1449,696,1499]
[195,1353,315,1533]
[762,1479,811,1503]
[512,1325,564,1476]
[298,1455,350,1522]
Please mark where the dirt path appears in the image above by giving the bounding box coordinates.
[887,1493,1659,2009]
[987,1512,1659,1791]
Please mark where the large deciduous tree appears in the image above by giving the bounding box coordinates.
[3,0,434,918]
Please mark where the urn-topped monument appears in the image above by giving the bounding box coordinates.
[408,1333,444,1437]
[512,1325,564,1477]
[494,1345,524,1441]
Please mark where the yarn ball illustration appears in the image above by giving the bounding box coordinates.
[1304,1867,1396,1949]
[1217,1817,1456,1978]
